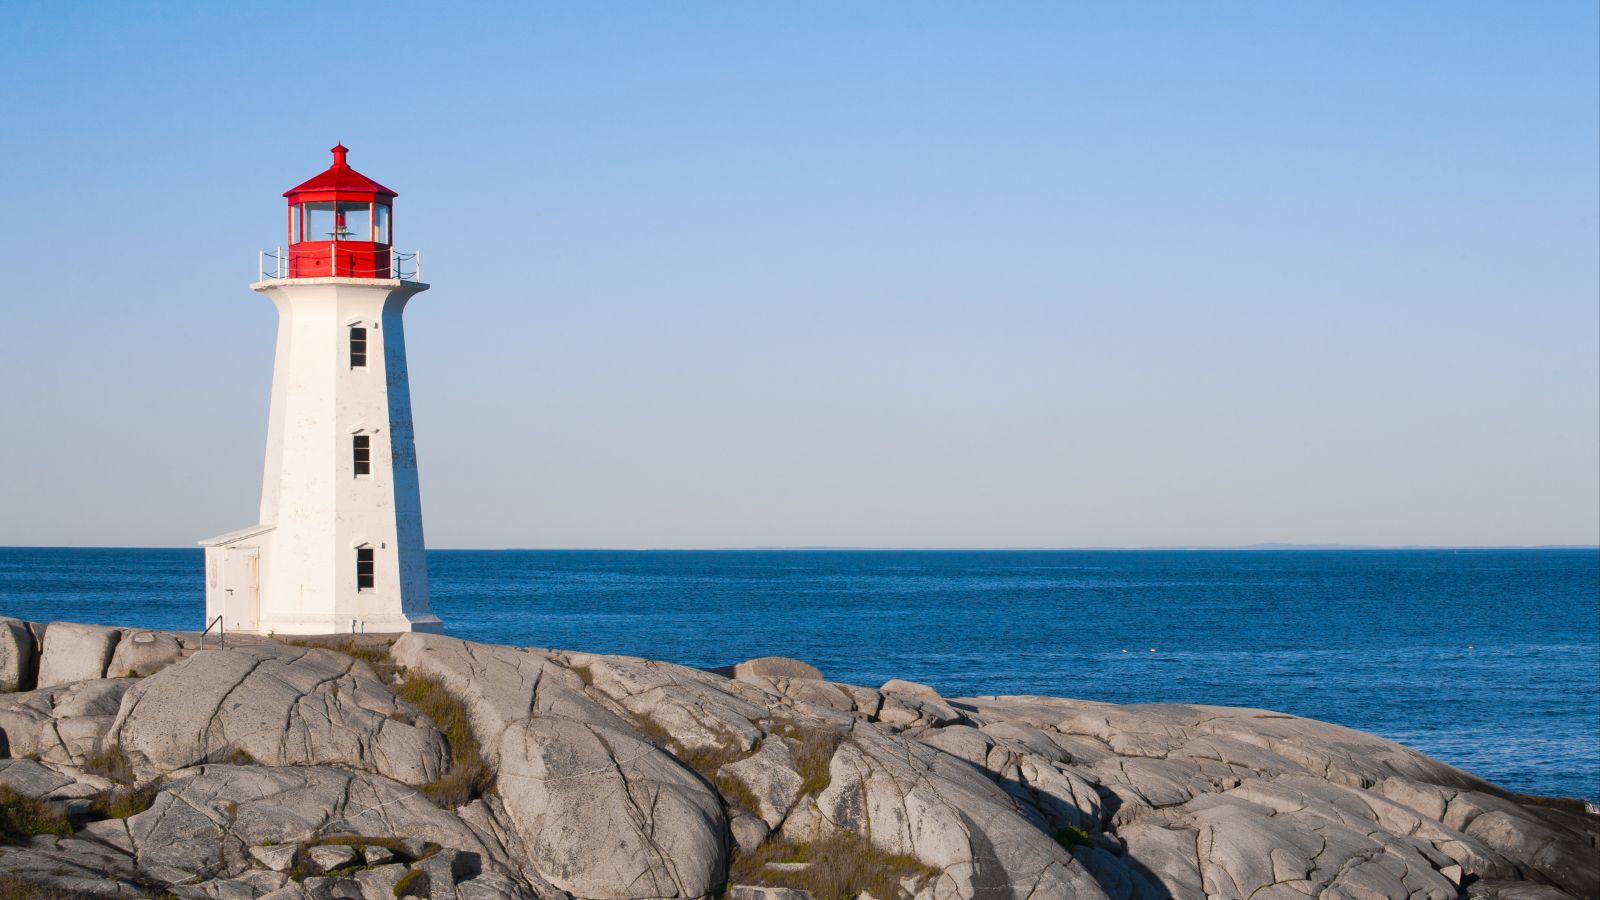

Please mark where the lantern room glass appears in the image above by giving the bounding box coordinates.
[292,202,387,242]
[334,201,372,241]
[302,202,336,242]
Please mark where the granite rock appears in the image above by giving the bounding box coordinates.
[1,625,1594,900]
[733,656,824,681]
[106,643,448,784]
[0,676,137,765]
[0,616,38,692]
[106,629,186,678]
[496,713,728,898]
[36,622,121,688]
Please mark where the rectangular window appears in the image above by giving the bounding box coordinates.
[350,327,368,368]
[374,204,391,244]
[356,548,374,590]
[353,434,371,476]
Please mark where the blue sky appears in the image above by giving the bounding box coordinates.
[1,2,1595,548]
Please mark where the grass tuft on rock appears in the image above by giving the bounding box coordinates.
[286,638,492,807]
[784,724,842,797]
[1053,824,1091,849]
[83,744,134,785]
[616,707,762,815]
[0,785,73,845]
[397,670,492,807]
[727,831,937,899]
[285,637,402,683]
[677,741,762,815]
[393,868,428,897]
[86,783,159,820]
[707,769,763,817]
[308,833,438,861]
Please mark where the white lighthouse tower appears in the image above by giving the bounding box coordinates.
[202,145,442,635]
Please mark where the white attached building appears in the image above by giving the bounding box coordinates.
[202,145,442,635]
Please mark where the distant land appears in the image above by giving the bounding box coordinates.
[1,543,1597,552]
[494,543,1600,552]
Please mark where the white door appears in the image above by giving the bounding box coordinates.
[222,547,261,633]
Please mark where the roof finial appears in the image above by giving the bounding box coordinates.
[331,143,349,168]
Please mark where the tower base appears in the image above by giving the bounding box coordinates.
[201,522,443,637]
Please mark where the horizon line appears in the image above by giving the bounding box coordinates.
[2,543,1597,552]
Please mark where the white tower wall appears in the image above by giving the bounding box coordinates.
[203,276,440,635]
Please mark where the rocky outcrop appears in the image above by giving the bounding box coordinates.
[0,677,136,766]
[106,643,449,785]
[105,631,184,679]
[732,656,823,681]
[0,616,37,692]
[498,716,727,898]
[10,763,545,898]
[36,622,121,688]
[0,619,1594,900]
[797,721,1106,898]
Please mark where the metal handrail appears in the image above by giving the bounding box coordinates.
[258,246,422,282]
[201,614,224,648]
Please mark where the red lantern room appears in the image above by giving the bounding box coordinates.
[283,144,398,278]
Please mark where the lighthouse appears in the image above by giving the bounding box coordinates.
[201,145,442,636]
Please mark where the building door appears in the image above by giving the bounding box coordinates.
[222,546,260,633]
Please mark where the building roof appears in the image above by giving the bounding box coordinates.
[199,523,277,547]
[284,144,397,200]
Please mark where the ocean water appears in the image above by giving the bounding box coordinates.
[1,547,1596,801]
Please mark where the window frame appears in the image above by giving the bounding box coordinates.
[352,433,372,477]
[349,326,368,369]
[356,547,374,591]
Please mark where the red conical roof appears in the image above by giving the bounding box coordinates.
[284,144,397,199]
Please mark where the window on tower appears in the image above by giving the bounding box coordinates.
[350,327,368,368]
[356,548,374,590]
[353,434,371,476]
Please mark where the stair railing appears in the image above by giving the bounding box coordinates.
[201,615,225,649]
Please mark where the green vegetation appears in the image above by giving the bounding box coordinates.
[773,719,842,797]
[0,785,73,845]
[676,740,760,815]
[86,783,159,820]
[286,834,437,882]
[393,869,427,897]
[706,767,762,817]
[285,638,401,683]
[307,833,437,860]
[615,707,762,816]
[726,831,937,900]
[396,670,491,806]
[286,637,491,807]
[1053,824,1091,849]
[83,744,133,785]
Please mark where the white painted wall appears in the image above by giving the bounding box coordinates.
[202,277,441,635]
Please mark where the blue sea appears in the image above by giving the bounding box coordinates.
[1,547,1596,801]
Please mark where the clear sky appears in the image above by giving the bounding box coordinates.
[1,2,1595,549]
